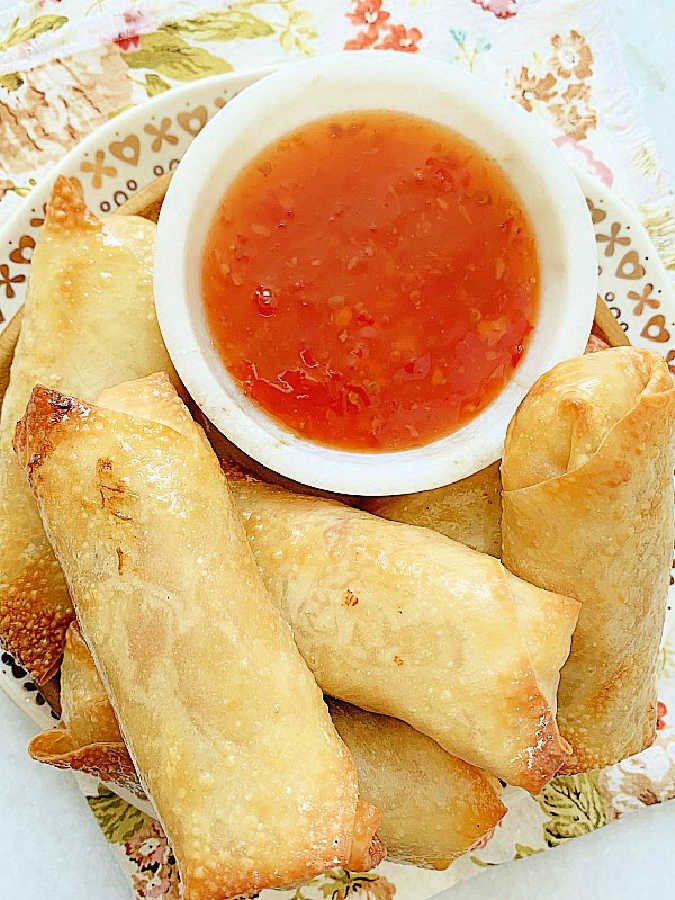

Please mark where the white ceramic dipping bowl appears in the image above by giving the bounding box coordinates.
[155,51,597,496]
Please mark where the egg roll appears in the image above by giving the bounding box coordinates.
[362,462,502,557]
[219,464,578,792]
[327,699,506,869]
[502,346,675,771]
[15,381,381,898]
[33,618,505,870]
[0,176,174,685]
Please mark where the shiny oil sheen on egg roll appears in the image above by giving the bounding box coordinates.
[208,455,578,792]
[502,346,675,772]
[33,622,505,869]
[0,176,174,685]
[15,380,381,899]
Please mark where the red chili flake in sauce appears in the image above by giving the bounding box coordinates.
[202,111,539,451]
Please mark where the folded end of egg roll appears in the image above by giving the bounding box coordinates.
[45,175,100,230]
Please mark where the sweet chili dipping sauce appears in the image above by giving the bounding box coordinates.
[202,111,538,451]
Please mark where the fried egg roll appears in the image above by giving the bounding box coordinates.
[33,621,505,870]
[502,347,675,771]
[216,460,578,792]
[327,699,506,869]
[15,380,380,898]
[0,176,173,684]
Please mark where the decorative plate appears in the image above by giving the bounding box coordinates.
[0,69,674,900]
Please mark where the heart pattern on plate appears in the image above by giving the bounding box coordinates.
[109,135,141,166]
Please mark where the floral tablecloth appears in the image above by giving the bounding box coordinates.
[1,1,674,898]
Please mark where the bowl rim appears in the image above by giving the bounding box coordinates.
[154,50,597,496]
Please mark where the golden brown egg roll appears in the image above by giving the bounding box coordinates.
[34,619,504,870]
[220,465,578,792]
[0,175,174,685]
[15,381,381,898]
[502,346,675,772]
[327,699,506,869]
[361,462,502,557]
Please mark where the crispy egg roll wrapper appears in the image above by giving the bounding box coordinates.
[502,347,675,771]
[15,380,381,898]
[0,176,174,684]
[35,621,505,869]
[214,460,578,791]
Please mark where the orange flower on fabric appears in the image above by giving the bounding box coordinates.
[344,2,422,54]
[344,28,379,50]
[376,24,422,52]
[550,30,593,79]
[511,66,556,113]
[472,0,518,18]
[347,0,390,28]
[656,700,667,731]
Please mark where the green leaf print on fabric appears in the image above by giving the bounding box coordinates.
[0,73,23,91]
[317,868,381,899]
[144,73,171,97]
[278,2,317,55]
[123,29,233,81]
[472,843,544,867]
[537,773,607,846]
[469,855,498,867]
[87,786,155,844]
[165,9,274,42]
[0,14,68,51]
[514,842,544,859]
[290,889,312,900]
